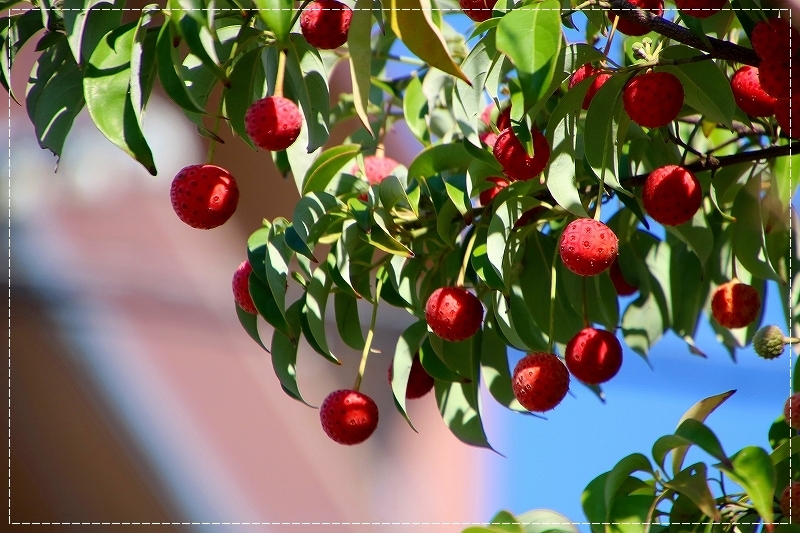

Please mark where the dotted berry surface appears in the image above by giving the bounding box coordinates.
[300,0,352,50]
[388,354,435,400]
[232,261,257,314]
[609,0,664,36]
[565,328,623,385]
[559,219,619,276]
[780,482,800,522]
[784,392,800,430]
[751,17,800,60]
[319,389,379,445]
[351,155,401,185]
[730,66,776,117]
[758,56,796,99]
[170,164,239,229]
[710,281,761,329]
[512,352,570,412]
[245,96,303,151]
[623,71,684,129]
[674,0,726,19]
[775,95,799,138]
[425,287,484,342]
[459,0,498,23]
[493,128,551,181]
[568,64,612,110]
[642,165,702,227]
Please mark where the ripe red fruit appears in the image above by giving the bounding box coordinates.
[350,155,401,185]
[388,354,435,399]
[674,0,726,19]
[642,165,702,227]
[479,106,511,148]
[493,128,551,181]
[170,164,239,229]
[300,0,353,50]
[710,280,761,329]
[780,482,800,521]
[568,64,612,110]
[459,0,498,23]
[511,352,570,412]
[232,261,257,314]
[565,328,623,385]
[319,389,379,445]
[609,257,638,296]
[425,287,484,342]
[479,176,509,205]
[559,219,619,276]
[730,66,777,117]
[623,71,684,129]
[751,17,800,60]
[783,392,800,429]
[609,0,665,37]
[758,56,797,99]
[245,96,303,151]
[775,95,799,138]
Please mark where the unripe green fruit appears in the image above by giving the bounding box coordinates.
[753,325,788,360]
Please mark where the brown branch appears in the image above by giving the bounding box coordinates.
[603,0,761,66]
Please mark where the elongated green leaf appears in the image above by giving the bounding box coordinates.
[454,32,497,147]
[302,144,361,194]
[333,291,365,350]
[663,463,720,521]
[63,0,123,65]
[254,0,293,47]
[419,338,466,382]
[407,143,472,184]
[674,419,732,469]
[516,509,579,533]
[391,321,429,430]
[130,10,158,128]
[223,46,266,147]
[286,34,330,153]
[304,264,339,364]
[481,318,526,412]
[671,390,736,474]
[732,172,782,283]
[84,23,156,174]
[348,0,373,134]
[404,73,429,144]
[271,299,312,406]
[247,225,270,283]
[265,222,293,334]
[1,11,44,101]
[716,447,775,527]
[585,73,631,191]
[604,453,654,517]
[156,22,208,115]
[171,5,227,82]
[249,271,292,339]
[235,303,268,352]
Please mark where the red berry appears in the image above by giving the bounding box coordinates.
[674,0,726,19]
[608,0,665,37]
[623,71,684,129]
[170,164,239,229]
[425,287,484,342]
[775,95,800,138]
[300,0,352,50]
[781,482,800,522]
[559,219,619,276]
[232,261,257,314]
[568,64,612,110]
[784,392,800,430]
[642,165,702,227]
[751,17,800,60]
[459,0,498,23]
[245,96,303,151]
[350,155,400,185]
[479,176,509,205]
[319,389,379,445]
[758,56,798,99]
[730,66,777,117]
[565,328,623,385]
[480,106,511,148]
[609,257,638,296]
[710,280,761,329]
[388,354,435,399]
[493,128,551,181]
[512,352,570,412]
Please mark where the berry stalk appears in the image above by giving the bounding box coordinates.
[548,236,560,353]
[456,229,478,288]
[353,276,384,392]
[275,48,288,98]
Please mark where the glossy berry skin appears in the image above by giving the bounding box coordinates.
[609,0,664,37]
[775,96,799,138]
[459,0,498,23]
[758,56,797,99]
[300,0,352,50]
[319,389,379,445]
[609,257,638,296]
[565,328,623,385]
[730,66,776,117]
[170,164,239,229]
[751,18,800,60]
[493,128,551,181]
[512,352,570,412]
[388,354,435,399]
[232,261,257,314]
[784,392,800,430]
[351,155,401,185]
[623,71,684,129]
[245,96,303,151]
[479,106,511,147]
[479,176,509,205]
[425,287,484,342]
[674,0,726,19]
[780,482,800,522]
[568,65,612,110]
[642,165,702,227]
[711,280,761,329]
[559,219,619,276]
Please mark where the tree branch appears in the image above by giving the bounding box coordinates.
[602,0,760,66]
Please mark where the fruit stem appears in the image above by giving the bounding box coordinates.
[548,239,560,353]
[206,95,226,164]
[593,176,604,221]
[456,229,478,288]
[353,276,383,392]
[602,16,619,60]
[274,48,287,98]
[289,0,314,30]
[581,276,589,329]
[786,337,800,345]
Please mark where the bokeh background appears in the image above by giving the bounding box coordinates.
[7,1,798,531]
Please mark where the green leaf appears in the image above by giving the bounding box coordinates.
[303,263,339,364]
[235,303,268,352]
[223,46,266,147]
[0,10,44,101]
[333,291,365,351]
[584,72,632,192]
[663,463,720,521]
[771,435,800,465]
[249,271,292,340]
[666,207,713,269]
[285,35,330,155]
[516,509,579,533]
[270,299,312,406]
[302,144,361,195]
[265,222,294,334]
[254,0,293,47]
[495,0,562,113]
[389,0,470,84]
[247,225,270,283]
[129,10,158,128]
[604,453,654,517]
[391,321,429,430]
[419,338,466,383]
[671,390,736,474]
[406,143,472,185]
[156,22,208,115]
[480,317,527,412]
[169,2,228,83]
[348,0,373,135]
[364,210,414,257]
[84,23,157,174]
[732,172,782,283]
[673,419,732,469]
[716,446,775,527]
[63,0,124,65]
[404,73,430,145]
[454,32,497,148]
